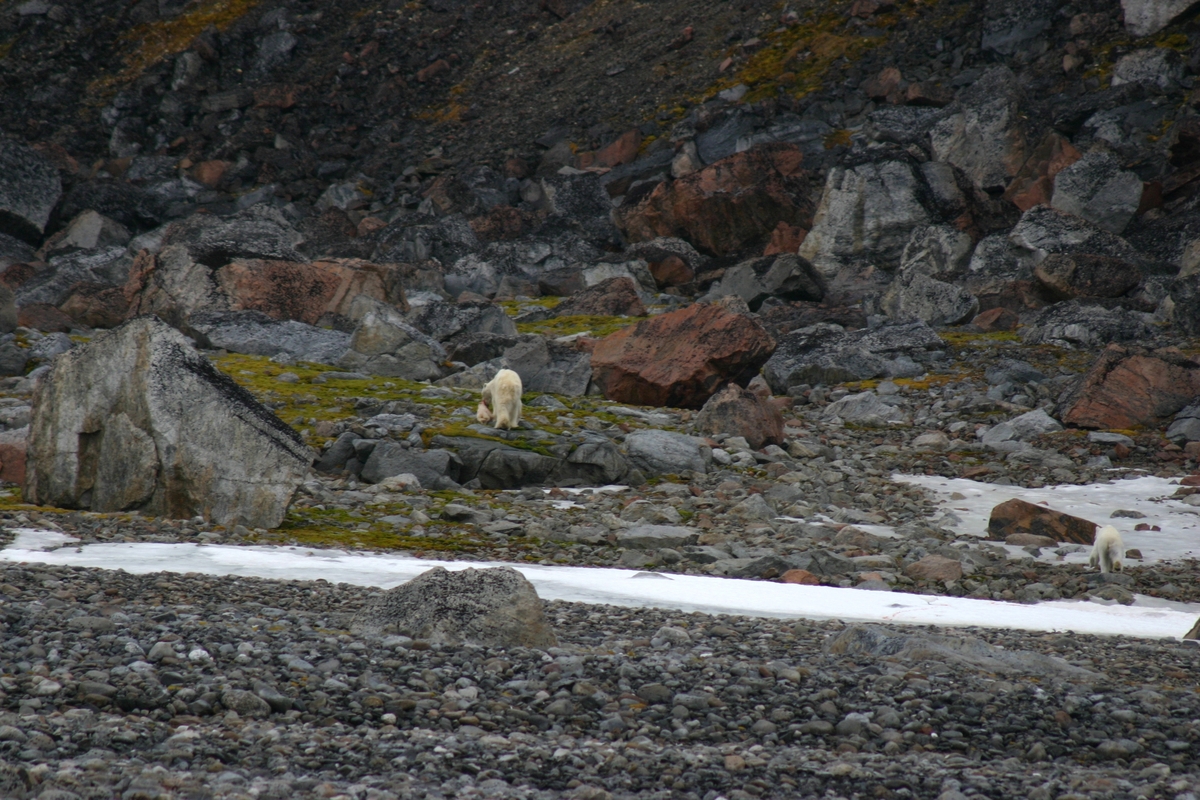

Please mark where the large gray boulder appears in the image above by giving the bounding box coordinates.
[351,566,558,648]
[407,299,517,342]
[1121,0,1196,37]
[981,0,1058,55]
[930,67,1027,194]
[189,311,351,364]
[1166,400,1200,443]
[158,205,304,266]
[14,247,131,308]
[338,299,446,381]
[360,444,461,488]
[370,213,480,265]
[1050,150,1143,235]
[1008,205,1140,268]
[25,316,312,527]
[1020,301,1153,348]
[0,137,61,242]
[502,337,592,396]
[623,429,710,476]
[763,321,942,392]
[709,254,825,310]
[799,157,932,277]
[880,272,979,327]
[898,225,974,278]
[1110,47,1184,90]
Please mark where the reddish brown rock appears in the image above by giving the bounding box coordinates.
[590,302,776,409]
[862,67,904,101]
[0,262,42,291]
[1033,253,1142,300]
[616,144,814,256]
[191,160,230,189]
[18,303,74,333]
[1003,132,1082,212]
[1058,345,1200,430]
[417,59,450,82]
[971,307,1019,332]
[986,497,1097,545]
[781,569,820,585]
[1186,441,1200,458]
[695,382,785,450]
[552,277,646,318]
[469,206,537,242]
[59,283,130,329]
[648,255,694,288]
[904,555,963,583]
[253,84,299,109]
[595,130,641,168]
[905,81,954,107]
[215,258,408,325]
[0,427,27,486]
[762,221,807,256]
[1005,533,1057,547]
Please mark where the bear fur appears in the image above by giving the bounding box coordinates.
[1089,525,1124,574]
[477,368,523,430]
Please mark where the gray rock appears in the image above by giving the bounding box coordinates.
[0,230,35,265]
[370,213,479,265]
[159,205,304,266]
[981,0,1057,55]
[0,136,61,241]
[472,446,560,490]
[1121,0,1195,37]
[351,566,558,648]
[709,254,825,310]
[255,30,297,73]
[554,440,630,485]
[447,234,599,298]
[865,106,955,147]
[445,331,523,366]
[0,284,15,335]
[962,232,1030,297]
[189,311,351,364]
[1110,47,1184,90]
[991,409,1064,441]
[1020,301,1152,347]
[898,225,974,278]
[696,110,757,164]
[502,337,592,397]
[314,431,360,473]
[1166,400,1200,443]
[408,300,517,342]
[360,444,461,488]
[25,317,312,527]
[763,321,942,392]
[930,67,1026,193]
[1008,205,1140,268]
[338,299,446,381]
[799,157,932,277]
[40,210,131,257]
[580,260,657,297]
[985,359,1046,385]
[880,272,978,327]
[15,247,130,308]
[1168,272,1200,336]
[221,689,272,718]
[1088,431,1135,447]
[1050,150,1143,234]
[623,237,707,272]
[824,392,911,427]
[617,525,695,549]
[624,429,709,476]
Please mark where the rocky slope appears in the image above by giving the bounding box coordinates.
[3,0,1200,797]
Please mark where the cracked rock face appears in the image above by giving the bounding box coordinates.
[25,316,312,527]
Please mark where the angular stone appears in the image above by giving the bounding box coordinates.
[351,566,557,648]
[1058,345,1200,429]
[617,144,814,256]
[762,321,941,392]
[986,497,1097,545]
[408,299,517,342]
[1020,301,1151,348]
[899,225,974,278]
[1167,400,1200,443]
[1111,47,1184,90]
[1050,150,1144,235]
[1033,253,1142,300]
[930,67,1028,193]
[617,525,695,549]
[0,426,27,485]
[0,137,61,241]
[188,311,351,364]
[552,276,646,318]
[502,337,592,396]
[361,445,461,488]
[799,156,932,277]
[709,254,824,310]
[1121,0,1195,38]
[623,429,709,476]
[904,554,963,583]
[159,205,304,266]
[215,257,409,325]
[781,569,820,585]
[824,392,911,427]
[591,302,775,408]
[696,383,784,450]
[25,317,312,527]
[59,283,129,329]
[1003,132,1082,212]
[338,300,446,381]
[39,210,130,258]
[880,271,979,327]
[972,307,1019,332]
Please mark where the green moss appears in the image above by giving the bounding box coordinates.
[516,314,642,338]
[939,331,1022,346]
[500,297,563,316]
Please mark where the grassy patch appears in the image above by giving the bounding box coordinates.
[939,331,1022,347]
[516,314,642,338]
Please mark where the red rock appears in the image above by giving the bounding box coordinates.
[0,427,27,486]
[1135,522,1162,531]
[253,84,299,109]
[215,258,409,325]
[590,302,776,409]
[17,303,74,333]
[469,206,537,242]
[862,67,904,101]
[356,216,387,237]
[595,130,641,168]
[781,569,820,585]
[695,382,785,450]
[962,465,993,479]
[552,277,646,318]
[0,262,41,291]
[1114,442,1131,459]
[648,255,694,288]
[762,221,807,256]
[616,143,814,256]
[1059,345,1200,430]
[1181,475,1200,486]
[59,283,129,328]
[1005,533,1057,547]
[986,497,1097,545]
[417,59,450,82]
[1033,254,1142,300]
[191,160,230,189]
[904,555,963,583]
[1003,132,1082,212]
[905,81,954,107]
[1187,442,1200,458]
[971,307,1019,332]
[503,157,529,179]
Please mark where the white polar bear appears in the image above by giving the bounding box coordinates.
[477,368,523,430]
[1089,525,1125,574]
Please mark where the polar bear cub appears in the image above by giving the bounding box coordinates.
[1089,525,1124,574]
[477,368,523,430]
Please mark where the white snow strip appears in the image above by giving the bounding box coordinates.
[897,474,1200,566]
[3,529,1197,640]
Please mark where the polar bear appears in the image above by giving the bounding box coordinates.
[477,368,523,430]
[1089,525,1124,574]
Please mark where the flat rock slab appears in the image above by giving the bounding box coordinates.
[987,497,1097,545]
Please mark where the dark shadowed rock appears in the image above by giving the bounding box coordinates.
[188,310,351,363]
[551,276,646,318]
[338,299,447,380]
[1057,344,1200,429]
[1020,301,1152,348]
[159,205,304,267]
[16,247,130,308]
[446,331,523,366]
[591,303,775,408]
[762,321,941,392]
[1049,149,1143,234]
[370,213,480,265]
[351,566,557,648]
[1033,253,1142,300]
[215,258,409,325]
[987,497,1097,545]
[25,316,312,527]
[696,383,784,450]
[0,137,61,242]
[360,444,462,488]
[503,337,593,396]
[408,299,517,342]
[1168,272,1200,336]
[709,254,824,310]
